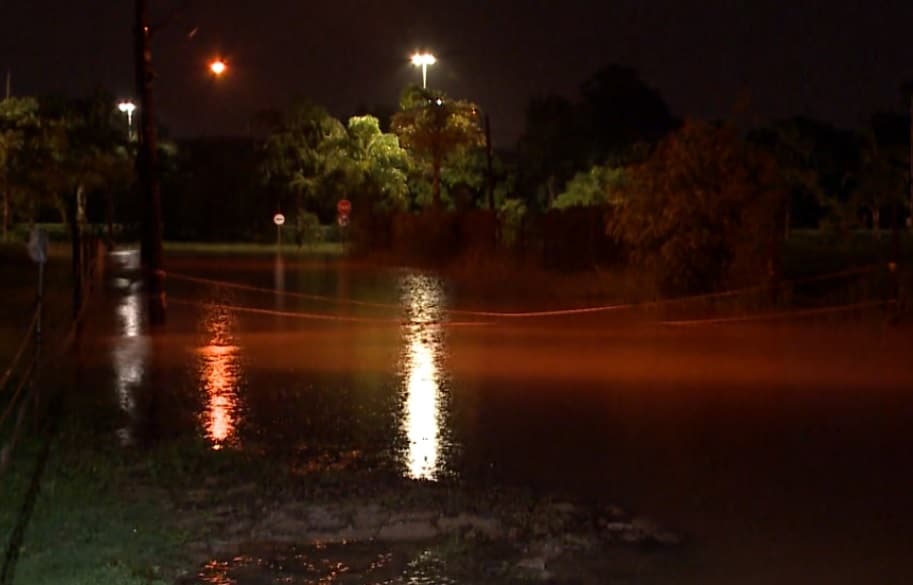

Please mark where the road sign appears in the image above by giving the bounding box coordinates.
[26,227,48,264]
[273,213,286,226]
[337,199,352,216]
[337,215,350,228]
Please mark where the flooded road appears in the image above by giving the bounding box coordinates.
[80,251,913,584]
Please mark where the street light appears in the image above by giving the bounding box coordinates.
[117,100,136,140]
[410,52,436,89]
[209,58,227,76]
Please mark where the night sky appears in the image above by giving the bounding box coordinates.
[3,0,912,145]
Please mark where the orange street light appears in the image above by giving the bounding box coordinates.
[209,59,227,76]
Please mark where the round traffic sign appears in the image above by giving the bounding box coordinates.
[273,213,286,226]
[26,227,49,264]
[337,199,352,215]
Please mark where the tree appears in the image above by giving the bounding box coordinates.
[516,95,588,207]
[259,101,347,218]
[609,121,784,294]
[580,64,676,159]
[433,147,514,212]
[38,92,133,238]
[552,164,626,210]
[751,117,861,234]
[327,115,410,213]
[516,65,676,209]
[851,130,907,235]
[391,85,484,209]
[260,105,410,232]
[0,97,42,240]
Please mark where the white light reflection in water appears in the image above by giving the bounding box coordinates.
[112,281,147,446]
[400,274,448,481]
[197,305,242,450]
[274,254,285,311]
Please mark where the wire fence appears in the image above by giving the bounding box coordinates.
[166,262,901,327]
[0,236,103,476]
[0,307,40,474]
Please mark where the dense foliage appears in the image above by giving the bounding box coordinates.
[391,86,484,209]
[608,121,785,293]
[1,65,910,292]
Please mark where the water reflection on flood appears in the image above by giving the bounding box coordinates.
[274,254,285,311]
[197,305,243,450]
[193,544,459,585]
[399,274,449,481]
[112,279,146,445]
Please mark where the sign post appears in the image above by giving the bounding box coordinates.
[273,212,286,252]
[336,199,352,230]
[26,227,48,346]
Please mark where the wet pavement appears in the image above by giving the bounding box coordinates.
[73,250,913,584]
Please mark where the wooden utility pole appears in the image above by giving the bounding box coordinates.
[484,114,494,211]
[2,70,9,243]
[134,0,166,324]
[909,93,913,231]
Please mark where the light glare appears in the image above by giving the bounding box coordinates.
[411,52,436,66]
[209,59,227,76]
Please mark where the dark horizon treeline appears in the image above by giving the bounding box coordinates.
[167,64,913,238]
[2,65,910,229]
[2,64,911,289]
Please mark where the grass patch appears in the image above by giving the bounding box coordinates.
[0,426,276,584]
[162,240,346,256]
[783,229,913,277]
[0,424,199,585]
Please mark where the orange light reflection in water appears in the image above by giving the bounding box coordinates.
[198,307,242,450]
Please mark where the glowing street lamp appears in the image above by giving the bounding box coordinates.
[117,100,136,140]
[209,58,227,76]
[410,52,436,89]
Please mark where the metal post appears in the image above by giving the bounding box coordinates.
[32,256,44,427]
[36,262,43,349]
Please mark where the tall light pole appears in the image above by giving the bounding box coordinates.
[411,52,436,89]
[117,100,136,141]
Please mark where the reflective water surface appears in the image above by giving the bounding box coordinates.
[87,252,913,585]
[196,303,244,449]
[192,543,458,585]
[399,274,449,480]
[111,272,146,446]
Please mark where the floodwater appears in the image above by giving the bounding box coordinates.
[192,543,459,585]
[78,250,913,584]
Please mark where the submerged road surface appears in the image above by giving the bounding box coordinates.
[78,251,913,584]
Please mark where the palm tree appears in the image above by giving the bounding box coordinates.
[391,86,483,209]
